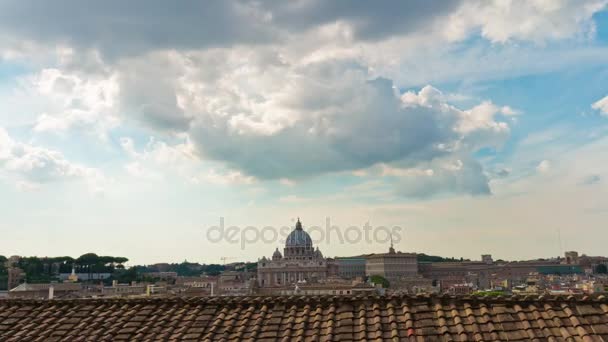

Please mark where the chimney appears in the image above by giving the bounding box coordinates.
[48,286,54,300]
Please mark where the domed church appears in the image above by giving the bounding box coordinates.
[257,219,331,287]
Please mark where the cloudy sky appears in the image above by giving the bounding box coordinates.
[1,0,608,265]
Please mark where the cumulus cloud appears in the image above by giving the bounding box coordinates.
[119,136,196,180]
[3,0,603,199]
[592,95,608,116]
[106,51,513,197]
[262,0,461,40]
[73,51,514,197]
[443,0,607,43]
[119,137,195,165]
[0,1,277,59]
[191,169,256,186]
[22,68,120,138]
[1,0,604,63]
[178,60,510,181]
[0,127,104,192]
[536,160,552,173]
[391,158,491,198]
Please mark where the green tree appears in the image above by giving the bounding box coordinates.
[369,275,390,288]
[0,255,7,290]
[111,267,138,284]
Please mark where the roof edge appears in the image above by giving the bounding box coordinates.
[1,293,606,305]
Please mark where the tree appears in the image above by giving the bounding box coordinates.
[369,275,390,288]
[596,264,608,274]
[111,267,138,284]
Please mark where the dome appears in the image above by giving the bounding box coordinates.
[272,248,282,259]
[285,219,313,248]
[315,247,323,258]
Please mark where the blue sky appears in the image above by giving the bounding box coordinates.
[1,1,608,265]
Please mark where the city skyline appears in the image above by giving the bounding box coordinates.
[1,1,608,264]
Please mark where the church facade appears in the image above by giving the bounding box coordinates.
[257,219,330,287]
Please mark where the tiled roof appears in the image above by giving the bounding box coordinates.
[1,294,607,341]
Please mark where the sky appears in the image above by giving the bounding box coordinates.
[1,0,608,265]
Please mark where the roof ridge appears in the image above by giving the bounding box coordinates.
[1,293,606,305]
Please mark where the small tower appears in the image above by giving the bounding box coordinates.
[389,233,396,254]
[68,264,79,282]
[272,248,283,261]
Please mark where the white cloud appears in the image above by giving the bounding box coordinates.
[119,136,197,181]
[169,56,511,183]
[192,169,256,186]
[0,126,104,192]
[592,95,608,116]
[443,0,608,43]
[500,106,519,116]
[80,52,516,197]
[124,161,162,181]
[375,157,491,198]
[22,68,120,138]
[536,160,552,173]
[0,0,604,201]
[119,136,195,165]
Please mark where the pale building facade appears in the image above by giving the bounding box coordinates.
[257,219,329,287]
[365,245,418,282]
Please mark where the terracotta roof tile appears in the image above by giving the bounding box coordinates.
[1,294,608,341]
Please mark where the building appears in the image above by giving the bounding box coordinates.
[58,272,111,281]
[144,271,178,280]
[277,281,378,296]
[335,257,367,279]
[365,245,418,282]
[218,271,253,295]
[8,283,81,299]
[101,280,147,297]
[447,283,474,295]
[6,267,25,290]
[417,252,592,292]
[564,251,580,264]
[1,295,607,340]
[175,275,218,288]
[175,275,218,296]
[257,219,331,287]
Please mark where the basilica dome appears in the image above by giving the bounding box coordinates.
[285,219,313,248]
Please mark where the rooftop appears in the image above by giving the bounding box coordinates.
[9,283,81,292]
[1,294,607,341]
